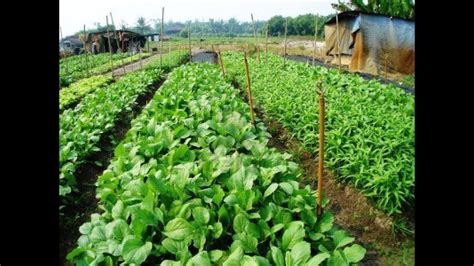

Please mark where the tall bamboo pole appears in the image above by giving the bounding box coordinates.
[265,23,269,63]
[105,16,114,79]
[160,7,164,66]
[83,25,91,78]
[316,81,325,217]
[110,12,126,74]
[217,48,225,78]
[335,10,341,70]
[243,52,256,126]
[188,22,192,61]
[283,17,288,67]
[251,13,260,63]
[313,17,318,66]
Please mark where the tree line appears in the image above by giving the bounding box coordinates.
[74,14,330,38]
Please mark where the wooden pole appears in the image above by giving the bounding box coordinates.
[217,48,225,78]
[251,13,260,63]
[283,17,288,67]
[160,7,164,66]
[82,25,91,78]
[147,37,150,53]
[265,23,269,63]
[243,52,256,126]
[110,12,127,75]
[188,22,192,61]
[313,17,318,66]
[105,16,114,79]
[316,81,325,217]
[138,38,143,70]
[335,10,341,70]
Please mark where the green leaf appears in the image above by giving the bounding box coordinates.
[192,207,210,225]
[161,260,181,266]
[121,239,152,265]
[281,221,305,250]
[332,230,355,248]
[343,244,366,263]
[307,253,330,266]
[271,246,285,266]
[162,238,188,254]
[233,213,249,234]
[210,250,224,262]
[186,251,212,266]
[111,200,124,219]
[316,212,334,233]
[164,218,194,240]
[327,250,347,266]
[212,222,223,238]
[270,223,284,234]
[264,183,279,198]
[241,255,259,266]
[66,247,85,261]
[223,246,244,266]
[279,182,294,195]
[235,233,258,253]
[79,222,93,235]
[290,241,311,265]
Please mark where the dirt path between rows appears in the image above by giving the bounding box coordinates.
[106,53,163,77]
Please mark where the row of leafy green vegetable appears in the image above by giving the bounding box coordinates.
[60,52,151,87]
[60,50,189,208]
[222,52,414,216]
[68,63,366,265]
[60,75,113,112]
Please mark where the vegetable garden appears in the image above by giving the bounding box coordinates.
[59,45,414,265]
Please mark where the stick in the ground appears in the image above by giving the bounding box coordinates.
[251,13,261,63]
[384,53,388,81]
[284,17,288,67]
[188,22,192,61]
[243,52,256,126]
[217,47,225,78]
[334,9,341,70]
[105,16,115,79]
[138,37,143,70]
[316,80,325,217]
[313,16,318,66]
[82,25,91,78]
[265,23,269,63]
[160,7,164,66]
[110,12,127,74]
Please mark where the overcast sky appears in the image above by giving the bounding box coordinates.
[60,0,337,37]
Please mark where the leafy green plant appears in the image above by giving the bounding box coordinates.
[223,52,414,216]
[59,75,113,112]
[59,50,189,207]
[67,63,366,265]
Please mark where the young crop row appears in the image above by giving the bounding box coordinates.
[60,51,189,206]
[60,52,151,87]
[223,52,415,216]
[60,75,113,112]
[67,63,366,265]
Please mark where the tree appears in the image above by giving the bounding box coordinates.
[134,16,153,34]
[267,15,285,36]
[334,0,415,19]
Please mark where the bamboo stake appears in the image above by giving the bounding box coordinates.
[251,13,260,63]
[217,47,225,78]
[265,23,269,63]
[83,25,91,78]
[316,81,325,217]
[138,38,143,70]
[110,12,126,74]
[188,22,192,61]
[313,17,318,66]
[105,17,114,79]
[283,17,288,67]
[335,10,341,70]
[243,52,256,126]
[160,7,164,66]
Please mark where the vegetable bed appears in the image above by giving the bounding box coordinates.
[60,50,189,205]
[223,52,414,216]
[67,63,366,265]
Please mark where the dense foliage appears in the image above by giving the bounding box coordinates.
[60,75,113,112]
[68,63,366,265]
[223,52,414,215]
[60,50,189,207]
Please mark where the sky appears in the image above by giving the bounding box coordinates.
[60,0,337,37]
